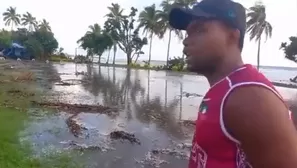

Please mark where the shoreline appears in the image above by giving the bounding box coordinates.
[272,81,297,89]
[81,62,297,89]
[0,60,83,168]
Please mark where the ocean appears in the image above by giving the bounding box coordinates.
[94,58,297,83]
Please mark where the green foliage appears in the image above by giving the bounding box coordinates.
[49,54,72,62]
[0,30,12,50]
[74,55,91,63]
[31,30,58,56]
[0,66,83,168]
[246,1,272,41]
[128,63,141,68]
[78,4,148,65]
[1,7,59,60]
[280,36,297,63]
[168,56,185,71]
[77,24,113,63]
[0,27,58,59]
[246,1,272,70]
[22,12,37,32]
[24,37,44,58]
[2,6,21,30]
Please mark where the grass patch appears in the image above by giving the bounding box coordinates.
[0,62,84,168]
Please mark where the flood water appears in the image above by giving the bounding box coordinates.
[24,63,206,168]
[22,63,297,168]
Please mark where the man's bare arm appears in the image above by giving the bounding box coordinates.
[224,86,297,168]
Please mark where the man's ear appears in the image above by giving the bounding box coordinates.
[229,29,240,46]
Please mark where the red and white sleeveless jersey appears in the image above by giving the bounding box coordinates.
[188,64,291,168]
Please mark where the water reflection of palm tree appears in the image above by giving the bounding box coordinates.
[179,82,183,120]
[81,66,144,111]
[165,79,168,110]
[147,70,150,101]
[131,95,185,139]
[80,66,183,138]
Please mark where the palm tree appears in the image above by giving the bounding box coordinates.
[87,23,101,35]
[22,12,37,32]
[159,0,183,67]
[174,0,196,8]
[77,24,113,63]
[2,7,21,30]
[246,1,272,70]
[87,23,102,62]
[172,0,196,63]
[138,4,162,66]
[38,19,51,32]
[105,3,125,65]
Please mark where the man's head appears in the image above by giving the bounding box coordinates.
[169,0,246,74]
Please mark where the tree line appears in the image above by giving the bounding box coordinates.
[0,1,296,70]
[77,0,275,68]
[0,7,59,60]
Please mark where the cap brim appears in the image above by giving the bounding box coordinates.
[169,7,215,30]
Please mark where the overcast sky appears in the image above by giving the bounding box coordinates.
[1,0,297,67]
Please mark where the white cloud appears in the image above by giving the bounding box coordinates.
[0,0,296,67]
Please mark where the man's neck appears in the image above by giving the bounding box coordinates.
[206,56,244,87]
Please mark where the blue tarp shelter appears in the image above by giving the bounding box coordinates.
[2,42,27,59]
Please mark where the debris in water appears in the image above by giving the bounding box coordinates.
[110,130,141,145]
[60,140,114,152]
[135,151,168,168]
[182,92,203,98]
[179,120,195,126]
[75,71,85,75]
[31,100,117,113]
[66,113,87,137]
[55,79,84,86]
[151,148,190,160]
[55,81,72,86]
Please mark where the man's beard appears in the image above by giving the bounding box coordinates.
[187,62,217,75]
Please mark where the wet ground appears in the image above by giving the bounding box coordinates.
[14,62,297,168]
[23,63,203,168]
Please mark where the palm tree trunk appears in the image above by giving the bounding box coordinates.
[135,53,140,63]
[257,36,261,70]
[11,22,14,31]
[147,70,150,101]
[127,52,132,65]
[166,30,172,68]
[179,82,183,120]
[106,49,111,64]
[113,44,117,65]
[165,79,168,110]
[148,33,153,66]
[181,32,186,66]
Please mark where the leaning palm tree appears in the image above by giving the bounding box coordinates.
[22,12,37,31]
[246,1,272,70]
[38,19,51,32]
[22,12,37,32]
[2,7,21,30]
[159,0,183,67]
[105,3,125,64]
[138,4,163,66]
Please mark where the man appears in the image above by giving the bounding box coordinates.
[169,0,297,168]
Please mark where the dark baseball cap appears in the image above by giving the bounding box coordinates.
[169,0,246,34]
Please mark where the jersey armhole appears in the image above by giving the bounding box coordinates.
[219,81,284,145]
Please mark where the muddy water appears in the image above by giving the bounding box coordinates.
[23,63,297,168]
[25,63,207,168]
